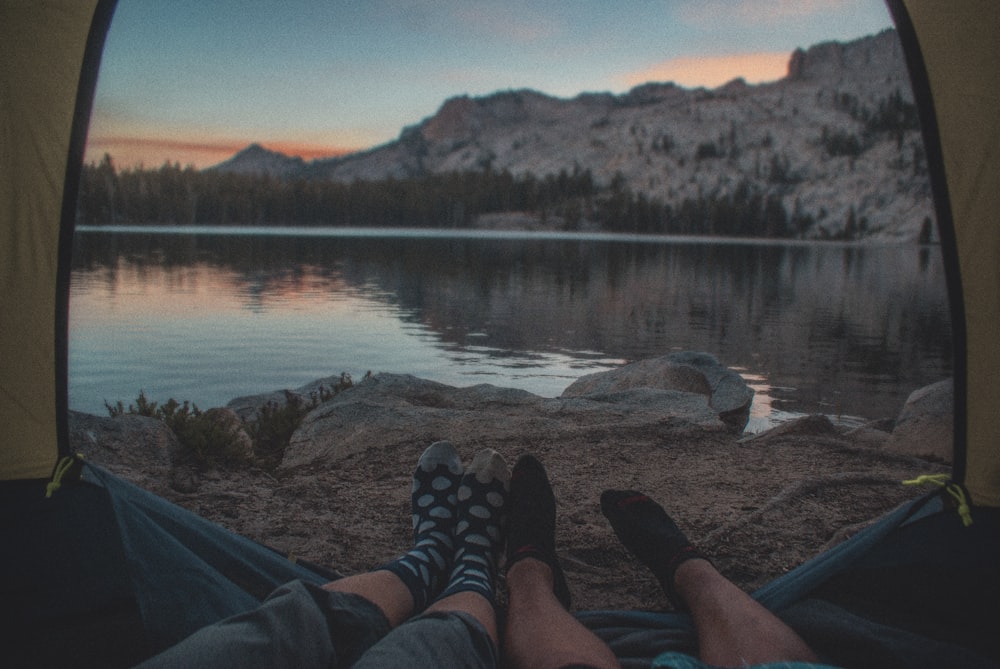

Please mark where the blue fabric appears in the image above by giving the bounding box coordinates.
[352,610,498,669]
[76,464,996,668]
[135,581,389,669]
[751,494,942,612]
[136,579,496,669]
[83,463,331,651]
[651,652,840,669]
[577,494,946,668]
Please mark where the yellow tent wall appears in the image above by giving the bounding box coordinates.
[893,0,1000,506]
[0,0,111,479]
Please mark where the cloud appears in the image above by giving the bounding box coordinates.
[621,52,790,89]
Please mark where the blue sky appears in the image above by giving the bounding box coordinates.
[86,0,894,169]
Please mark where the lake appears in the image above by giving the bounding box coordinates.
[69,226,953,432]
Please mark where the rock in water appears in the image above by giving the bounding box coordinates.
[561,352,754,433]
[884,379,953,463]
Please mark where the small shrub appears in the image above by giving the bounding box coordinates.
[695,141,723,160]
[107,391,248,469]
[105,372,363,471]
[248,372,357,468]
[821,127,864,157]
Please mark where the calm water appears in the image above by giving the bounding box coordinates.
[69,227,953,432]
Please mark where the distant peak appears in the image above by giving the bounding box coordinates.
[209,143,304,177]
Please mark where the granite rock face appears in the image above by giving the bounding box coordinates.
[71,364,953,482]
[562,352,754,434]
[280,370,727,471]
[884,379,954,463]
[216,31,932,241]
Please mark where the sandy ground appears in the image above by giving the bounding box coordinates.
[138,422,945,613]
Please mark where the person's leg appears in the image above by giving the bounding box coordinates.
[504,455,621,669]
[325,440,464,626]
[425,447,511,643]
[350,449,511,669]
[673,558,818,667]
[601,490,818,667]
[323,570,415,628]
[135,581,390,669]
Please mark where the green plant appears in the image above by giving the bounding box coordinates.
[248,372,357,468]
[695,141,723,160]
[105,389,158,417]
[106,373,366,470]
[162,399,250,469]
[107,391,249,469]
[821,126,864,158]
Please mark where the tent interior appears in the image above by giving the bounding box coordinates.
[2,1,998,667]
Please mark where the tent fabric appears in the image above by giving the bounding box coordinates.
[7,462,997,667]
[3,461,334,665]
[899,0,1000,506]
[0,0,108,480]
[82,463,333,649]
[583,496,1000,668]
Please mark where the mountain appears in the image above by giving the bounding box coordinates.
[215,30,933,241]
[213,143,306,178]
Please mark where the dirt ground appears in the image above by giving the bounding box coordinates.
[140,422,946,613]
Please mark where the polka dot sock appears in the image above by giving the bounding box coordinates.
[378,441,463,612]
[437,448,509,605]
[600,490,707,610]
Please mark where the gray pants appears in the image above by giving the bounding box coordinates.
[136,580,498,669]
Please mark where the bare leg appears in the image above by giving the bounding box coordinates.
[323,571,414,628]
[424,447,510,645]
[504,455,621,669]
[505,557,620,669]
[426,590,498,644]
[332,446,505,667]
[602,490,818,667]
[675,559,817,666]
[324,441,465,628]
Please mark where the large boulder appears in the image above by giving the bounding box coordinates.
[884,379,953,463]
[561,352,754,433]
[280,372,727,470]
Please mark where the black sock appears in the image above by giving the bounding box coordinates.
[600,489,706,610]
[378,441,462,611]
[437,449,509,604]
[505,454,571,609]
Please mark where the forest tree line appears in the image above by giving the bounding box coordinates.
[77,154,824,239]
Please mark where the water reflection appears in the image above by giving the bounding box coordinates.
[70,229,952,428]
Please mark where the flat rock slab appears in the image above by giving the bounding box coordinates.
[281,373,726,471]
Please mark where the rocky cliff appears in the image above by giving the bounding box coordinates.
[216,30,933,241]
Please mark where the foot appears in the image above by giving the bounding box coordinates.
[505,454,571,609]
[438,448,510,603]
[377,441,463,610]
[600,490,707,610]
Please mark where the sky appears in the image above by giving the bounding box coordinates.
[85,0,894,170]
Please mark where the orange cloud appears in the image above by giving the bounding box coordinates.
[622,52,790,90]
[85,135,358,170]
